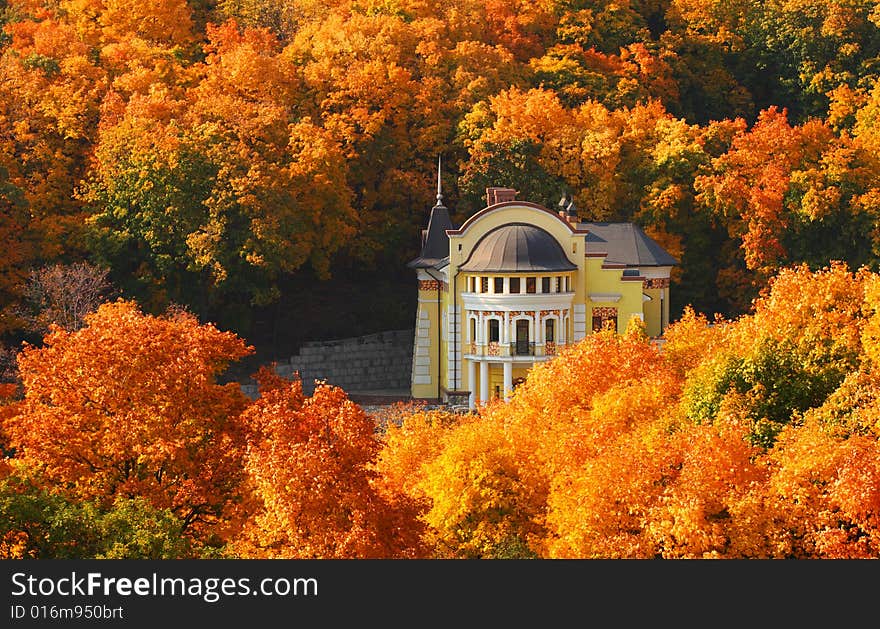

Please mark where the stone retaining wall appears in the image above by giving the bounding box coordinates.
[260,329,414,395]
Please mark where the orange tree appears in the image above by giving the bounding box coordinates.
[2,299,253,548]
[233,369,426,558]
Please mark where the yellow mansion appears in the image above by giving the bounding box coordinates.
[408,185,677,408]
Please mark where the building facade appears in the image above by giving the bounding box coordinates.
[408,186,678,408]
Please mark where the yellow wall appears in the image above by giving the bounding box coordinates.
[489,366,503,400]
[643,287,662,337]
[583,258,645,333]
[411,283,442,400]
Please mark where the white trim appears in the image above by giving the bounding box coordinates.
[573,304,587,340]
[462,292,574,311]
[589,292,622,303]
[638,266,672,280]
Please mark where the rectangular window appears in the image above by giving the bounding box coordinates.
[545,319,555,342]
[509,277,521,293]
[494,277,504,294]
[541,277,550,293]
[481,277,489,293]
[488,319,500,343]
[556,276,562,292]
[565,276,570,292]
[526,277,536,294]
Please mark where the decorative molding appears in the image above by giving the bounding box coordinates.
[643,278,670,289]
[592,306,618,319]
[418,279,446,291]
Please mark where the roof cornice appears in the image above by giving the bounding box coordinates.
[446,201,590,236]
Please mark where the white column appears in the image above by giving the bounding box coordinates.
[662,287,669,333]
[468,359,476,410]
[479,360,489,404]
[503,361,513,401]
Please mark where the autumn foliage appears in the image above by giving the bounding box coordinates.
[234,369,426,558]
[375,263,880,558]
[0,0,879,332]
[3,1,880,559]
[2,300,253,548]
[2,265,880,557]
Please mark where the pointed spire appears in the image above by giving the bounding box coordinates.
[408,154,454,268]
[435,154,445,207]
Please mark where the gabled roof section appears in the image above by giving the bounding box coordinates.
[580,222,679,267]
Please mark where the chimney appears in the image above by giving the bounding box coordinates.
[558,192,579,224]
[486,187,517,206]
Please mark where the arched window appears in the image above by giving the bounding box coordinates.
[514,319,530,355]
[488,319,500,343]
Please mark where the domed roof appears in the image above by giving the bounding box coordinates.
[459,223,577,273]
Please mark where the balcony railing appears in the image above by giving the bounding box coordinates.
[466,342,563,357]
[510,341,535,356]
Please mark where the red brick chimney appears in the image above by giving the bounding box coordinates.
[486,187,517,206]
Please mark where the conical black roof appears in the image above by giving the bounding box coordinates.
[408,201,453,269]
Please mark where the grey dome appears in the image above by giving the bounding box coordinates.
[459,223,577,273]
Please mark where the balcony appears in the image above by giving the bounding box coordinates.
[509,341,535,356]
[465,342,563,358]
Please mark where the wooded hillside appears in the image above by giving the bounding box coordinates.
[1,0,879,354]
